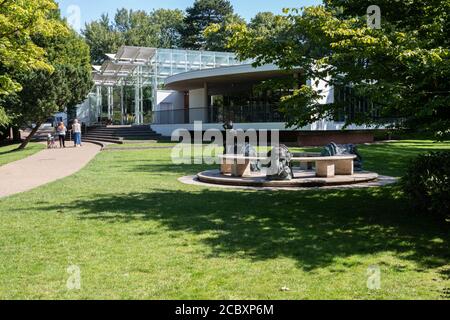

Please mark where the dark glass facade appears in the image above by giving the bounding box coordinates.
[333,86,380,122]
[209,90,284,123]
[152,79,381,125]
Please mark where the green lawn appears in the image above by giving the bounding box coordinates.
[0,143,45,167]
[104,142,178,150]
[0,140,448,299]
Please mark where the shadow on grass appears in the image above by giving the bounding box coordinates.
[440,267,450,299]
[39,185,449,272]
[0,148,20,156]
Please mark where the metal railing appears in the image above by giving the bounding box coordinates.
[152,105,284,125]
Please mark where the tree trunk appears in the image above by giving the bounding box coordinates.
[0,125,7,142]
[17,122,41,150]
[12,126,21,143]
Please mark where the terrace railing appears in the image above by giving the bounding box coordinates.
[152,105,284,125]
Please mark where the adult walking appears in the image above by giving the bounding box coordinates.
[56,122,67,148]
[72,119,82,147]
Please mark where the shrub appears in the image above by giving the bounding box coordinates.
[401,151,450,221]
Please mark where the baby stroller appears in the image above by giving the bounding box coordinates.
[47,134,57,149]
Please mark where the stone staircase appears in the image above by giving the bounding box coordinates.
[83,125,162,144]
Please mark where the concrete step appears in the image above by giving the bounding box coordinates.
[88,134,159,138]
[85,125,163,143]
[83,138,125,145]
[121,137,162,141]
[85,132,161,139]
[85,134,161,140]
[89,126,153,130]
[88,131,160,137]
[87,129,159,134]
[105,125,150,129]
[84,134,123,141]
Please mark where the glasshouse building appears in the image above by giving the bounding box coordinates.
[78,46,379,146]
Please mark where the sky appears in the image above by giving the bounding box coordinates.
[57,0,321,32]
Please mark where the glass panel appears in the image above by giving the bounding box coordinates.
[92,47,253,125]
[201,54,215,68]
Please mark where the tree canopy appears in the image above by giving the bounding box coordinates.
[3,13,93,149]
[149,9,185,49]
[179,0,234,50]
[0,0,67,125]
[83,9,185,64]
[204,13,245,52]
[83,1,241,62]
[226,0,450,138]
[82,14,124,65]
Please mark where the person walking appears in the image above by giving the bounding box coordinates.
[72,119,82,147]
[56,122,67,148]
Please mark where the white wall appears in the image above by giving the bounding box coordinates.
[75,93,100,126]
[189,88,206,108]
[155,90,184,111]
[155,89,210,124]
[154,90,186,125]
[188,88,208,122]
[308,77,334,105]
[76,98,91,125]
[151,121,376,137]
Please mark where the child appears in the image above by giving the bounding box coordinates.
[47,134,56,149]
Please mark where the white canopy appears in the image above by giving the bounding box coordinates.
[93,46,157,86]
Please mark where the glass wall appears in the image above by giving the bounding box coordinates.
[90,47,249,125]
[150,49,246,89]
[333,86,381,122]
[209,88,285,124]
[152,84,289,125]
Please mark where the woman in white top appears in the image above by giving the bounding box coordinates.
[72,119,82,147]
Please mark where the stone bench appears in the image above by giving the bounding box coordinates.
[291,155,357,177]
[219,154,356,178]
[292,152,321,170]
[218,154,267,177]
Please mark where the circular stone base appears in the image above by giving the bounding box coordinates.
[197,169,379,188]
[180,169,397,190]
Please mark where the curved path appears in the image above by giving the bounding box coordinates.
[0,143,101,199]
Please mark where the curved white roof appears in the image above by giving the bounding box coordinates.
[164,64,291,90]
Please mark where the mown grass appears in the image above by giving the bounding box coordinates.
[0,140,448,299]
[0,143,45,167]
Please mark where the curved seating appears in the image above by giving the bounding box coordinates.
[291,155,356,177]
[218,154,357,178]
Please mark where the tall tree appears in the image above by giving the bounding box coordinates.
[82,14,124,65]
[120,10,159,48]
[204,14,246,51]
[83,8,185,64]
[5,22,93,149]
[248,12,278,31]
[179,0,234,50]
[149,9,185,48]
[227,1,450,139]
[0,0,67,126]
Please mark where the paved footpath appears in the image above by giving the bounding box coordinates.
[0,143,101,199]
